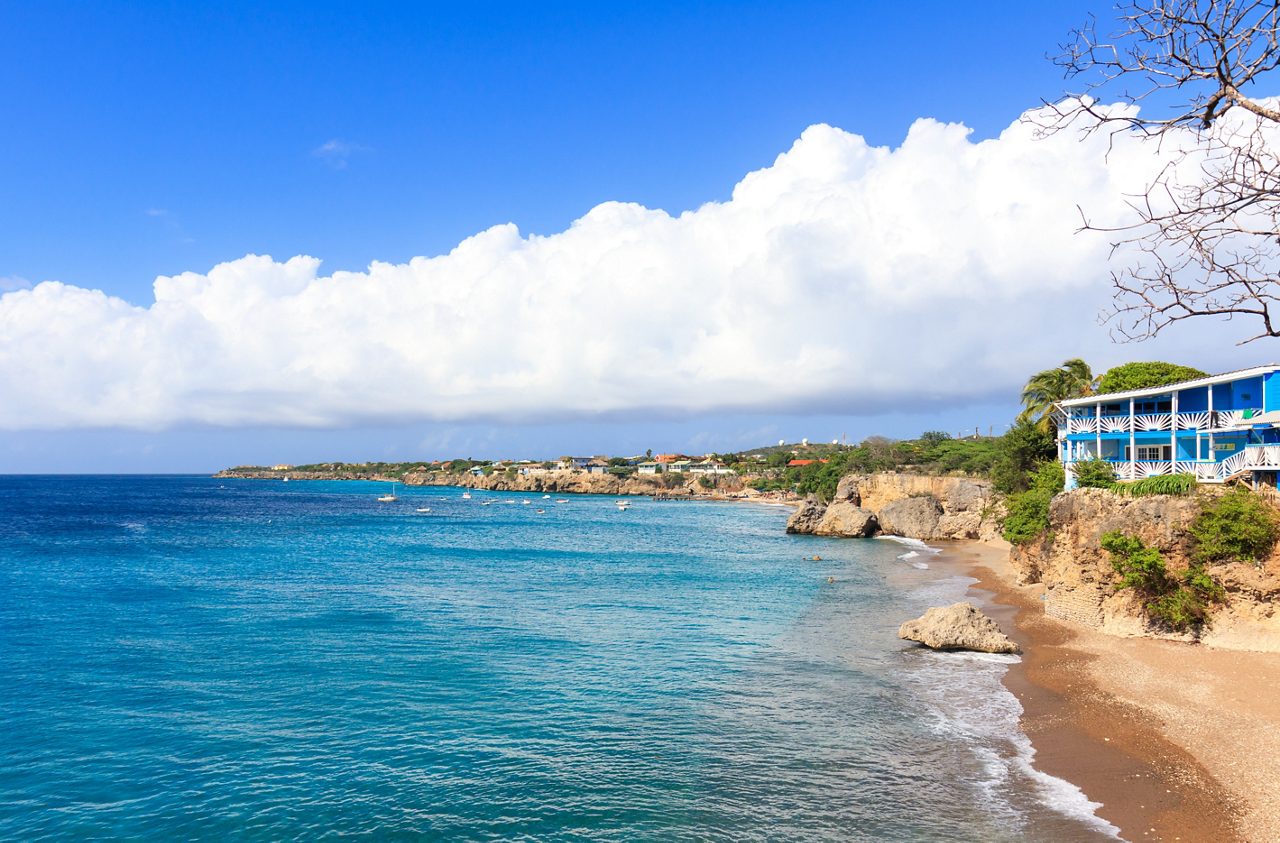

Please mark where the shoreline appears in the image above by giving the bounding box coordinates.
[942,540,1277,842]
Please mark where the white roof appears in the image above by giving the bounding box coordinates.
[1058,364,1280,407]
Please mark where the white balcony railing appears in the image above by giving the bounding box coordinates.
[1066,409,1264,436]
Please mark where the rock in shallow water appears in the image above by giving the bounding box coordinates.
[814,500,878,537]
[898,602,1021,654]
[785,497,827,534]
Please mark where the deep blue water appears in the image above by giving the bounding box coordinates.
[0,476,1117,840]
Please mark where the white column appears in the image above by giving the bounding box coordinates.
[1171,391,1179,473]
[1208,385,1216,458]
[1129,397,1136,480]
[1095,403,1102,460]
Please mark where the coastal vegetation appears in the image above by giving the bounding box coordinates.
[1190,487,1280,567]
[1100,531,1223,633]
[1000,461,1063,545]
[1118,474,1197,498]
[750,433,999,501]
[1067,458,1115,489]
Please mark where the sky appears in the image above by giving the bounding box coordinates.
[0,1,1268,472]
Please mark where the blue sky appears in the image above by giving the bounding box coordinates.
[7,0,1248,473]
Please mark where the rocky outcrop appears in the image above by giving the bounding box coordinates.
[813,500,879,537]
[1014,487,1280,651]
[898,602,1020,654]
[878,496,943,539]
[784,473,1000,541]
[786,497,827,534]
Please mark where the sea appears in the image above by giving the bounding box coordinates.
[0,476,1121,841]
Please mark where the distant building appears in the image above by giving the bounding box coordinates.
[271,464,293,471]
[636,461,661,475]
[689,459,735,475]
[654,454,686,464]
[666,459,694,473]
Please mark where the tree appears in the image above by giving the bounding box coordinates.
[1019,358,1098,432]
[1097,361,1208,393]
[1044,1,1280,343]
[991,418,1057,493]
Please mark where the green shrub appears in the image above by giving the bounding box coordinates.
[1097,362,1207,394]
[1100,531,1223,632]
[991,419,1056,494]
[1072,459,1117,489]
[1001,461,1064,544]
[1117,473,1197,497]
[1100,531,1169,592]
[1190,487,1280,565]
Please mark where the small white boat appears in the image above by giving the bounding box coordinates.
[555,499,569,503]
[282,477,289,483]
[462,492,472,500]
[416,507,431,513]
[615,501,630,511]
[542,494,551,499]
[522,500,531,506]
[480,501,492,507]
[378,482,398,502]
[536,508,546,514]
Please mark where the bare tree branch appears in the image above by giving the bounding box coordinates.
[1035,1,1280,344]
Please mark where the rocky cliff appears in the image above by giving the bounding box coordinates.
[786,473,1002,541]
[1012,488,1280,651]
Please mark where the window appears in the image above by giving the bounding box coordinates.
[1127,445,1171,461]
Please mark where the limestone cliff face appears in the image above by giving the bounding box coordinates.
[786,473,1001,541]
[1013,488,1280,651]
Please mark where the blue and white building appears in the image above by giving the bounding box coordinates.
[1058,365,1280,487]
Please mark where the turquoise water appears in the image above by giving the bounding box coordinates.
[0,477,1116,840]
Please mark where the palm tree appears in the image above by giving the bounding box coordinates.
[1019,359,1097,433]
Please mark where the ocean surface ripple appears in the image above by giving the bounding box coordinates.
[0,476,1115,840]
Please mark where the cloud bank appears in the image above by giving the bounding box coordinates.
[0,102,1246,431]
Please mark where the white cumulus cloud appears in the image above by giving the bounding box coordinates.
[0,102,1258,432]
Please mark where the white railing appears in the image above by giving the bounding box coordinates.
[1101,415,1130,433]
[1175,460,1222,482]
[1176,411,1211,430]
[1219,450,1249,478]
[1216,409,1264,428]
[1067,417,1097,434]
[1134,413,1172,431]
[1245,445,1280,467]
[1132,460,1173,478]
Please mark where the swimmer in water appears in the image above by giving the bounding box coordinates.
[827,576,835,584]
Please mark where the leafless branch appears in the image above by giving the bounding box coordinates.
[1035,0,1280,343]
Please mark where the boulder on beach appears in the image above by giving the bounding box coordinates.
[878,495,943,540]
[898,602,1020,654]
[786,497,827,534]
[814,500,878,537]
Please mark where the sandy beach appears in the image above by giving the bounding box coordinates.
[943,542,1280,843]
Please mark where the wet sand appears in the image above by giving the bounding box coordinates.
[936,542,1278,843]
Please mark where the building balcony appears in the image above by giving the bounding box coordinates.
[1065,445,1280,484]
[1064,409,1263,436]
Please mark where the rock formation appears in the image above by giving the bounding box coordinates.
[784,473,1000,541]
[878,496,943,539]
[813,500,879,537]
[898,602,1020,654]
[1012,487,1280,651]
[786,497,827,534]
